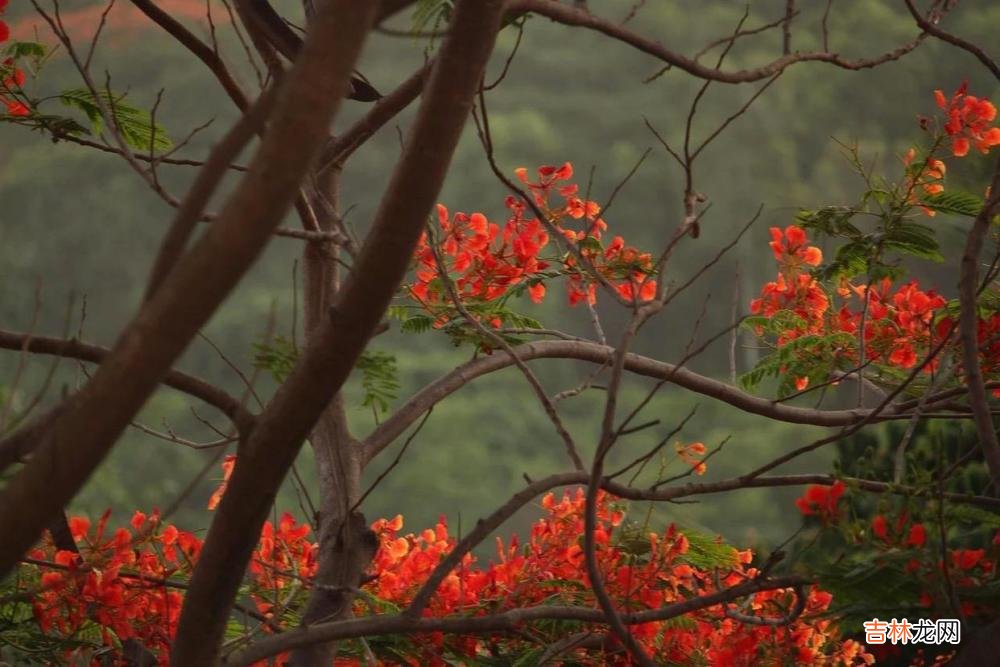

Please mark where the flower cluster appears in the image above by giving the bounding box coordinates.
[749,219,1000,392]
[10,484,866,666]
[675,440,708,475]
[364,488,867,665]
[751,226,828,339]
[250,512,318,605]
[22,510,199,664]
[13,506,318,666]
[407,163,657,332]
[871,513,927,549]
[933,82,1000,157]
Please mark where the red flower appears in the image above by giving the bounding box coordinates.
[905,523,927,548]
[872,515,888,541]
[951,549,986,570]
[795,481,845,521]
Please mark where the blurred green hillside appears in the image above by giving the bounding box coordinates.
[1,0,998,553]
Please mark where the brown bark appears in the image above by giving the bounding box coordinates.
[171,1,507,663]
[957,160,1000,488]
[0,0,373,582]
[291,164,374,667]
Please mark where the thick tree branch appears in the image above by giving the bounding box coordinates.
[234,0,380,100]
[172,1,507,663]
[0,0,372,582]
[957,159,1000,488]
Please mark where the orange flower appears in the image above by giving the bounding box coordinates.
[934,83,1000,156]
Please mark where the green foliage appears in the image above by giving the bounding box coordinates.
[252,335,298,383]
[796,206,863,240]
[412,0,453,37]
[356,350,401,414]
[389,302,543,350]
[4,41,47,62]
[739,326,854,395]
[616,516,738,570]
[252,338,400,414]
[0,582,111,665]
[919,190,984,217]
[881,220,944,263]
[58,88,172,151]
[679,528,740,571]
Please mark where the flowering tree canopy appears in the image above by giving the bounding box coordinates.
[1,1,999,666]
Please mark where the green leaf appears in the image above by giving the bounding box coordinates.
[31,114,92,138]
[59,88,172,151]
[919,191,984,217]
[400,314,435,334]
[413,0,453,35]
[677,528,739,570]
[4,41,47,59]
[822,240,871,279]
[797,206,862,239]
[357,350,400,414]
[883,221,943,262]
[252,336,298,382]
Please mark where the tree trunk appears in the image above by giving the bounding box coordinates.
[290,163,376,667]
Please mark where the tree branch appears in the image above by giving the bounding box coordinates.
[172,1,507,663]
[0,0,373,583]
[128,0,249,109]
[0,329,253,463]
[508,0,928,83]
[364,339,943,463]
[229,574,809,665]
[957,158,1000,488]
[902,0,999,81]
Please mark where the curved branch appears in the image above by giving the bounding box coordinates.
[128,0,249,109]
[235,0,381,100]
[508,0,927,83]
[902,0,999,81]
[957,159,1000,487]
[229,574,809,666]
[0,330,253,433]
[364,340,934,463]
